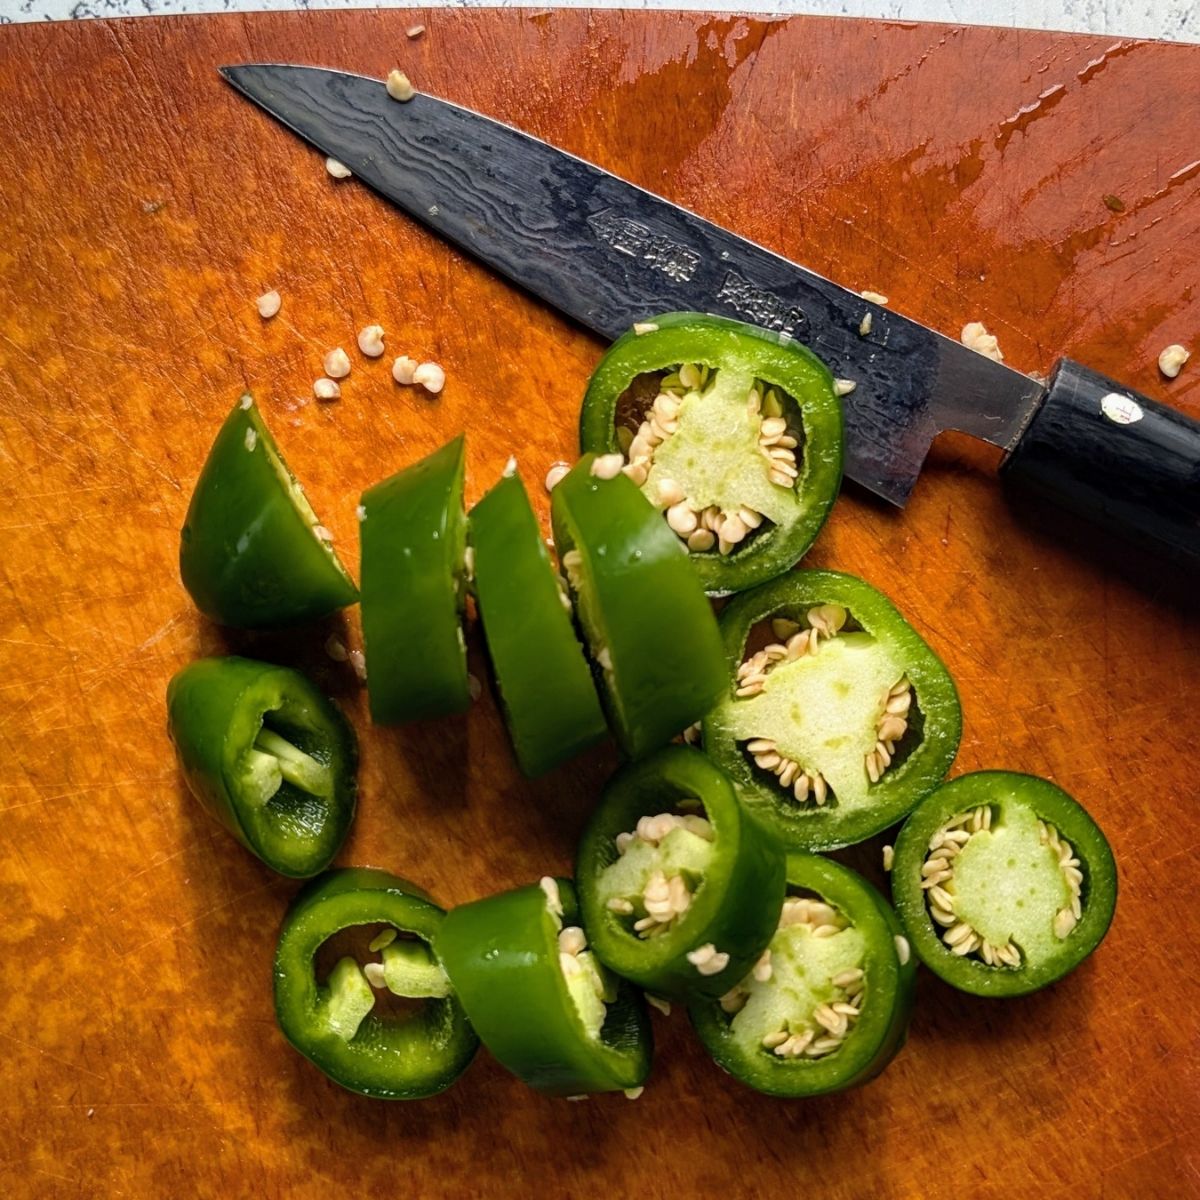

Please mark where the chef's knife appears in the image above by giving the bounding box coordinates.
[220,64,1200,564]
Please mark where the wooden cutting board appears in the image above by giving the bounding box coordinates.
[1,10,1197,1197]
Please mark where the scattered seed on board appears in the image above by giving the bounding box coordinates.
[348,649,367,682]
[406,23,426,38]
[313,378,341,401]
[502,455,518,478]
[833,378,856,396]
[325,635,349,662]
[961,321,1004,362]
[412,362,445,394]
[1158,343,1190,378]
[467,674,482,701]
[325,157,352,179]
[391,356,417,385]
[545,462,571,493]
[860,290,889,305]
[859,312,873,336]
[358,325,386,357]
[324,348,351,379]
[256,290,281,319]
[362,962,387,989]
[386,70,416,101]
[882,844,894,871]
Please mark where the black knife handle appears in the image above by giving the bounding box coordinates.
[1001,358,1200,565]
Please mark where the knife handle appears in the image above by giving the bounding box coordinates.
[1001,358,1200,566]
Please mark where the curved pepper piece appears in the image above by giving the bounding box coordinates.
[578,312,844,596]
[703,569,961,851]
[689,853,916,1097]
[360,436,470,723]
[551,458,725,758]
[576,746,785,1000]
[435,878,652,1096]
[167,655,357,877]
[180,395,358,628]
[470,471,607,776]
[891,771,1116,997]
[274,868,478,1098]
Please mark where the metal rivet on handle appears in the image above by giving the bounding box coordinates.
[1100,393,1144,426]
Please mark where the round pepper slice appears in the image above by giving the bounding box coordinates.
[360,436,469,723]
[435,877,652,1096]
[703,569,961,851]
[578,313,844,596]
[274,868,478,1098]
[891,771,1117,997]
[180,395,358,628]
[470,471,606,776]
[551,457,725,759]
[166,655,357,877]
[689,853,916,1097]
[576,746,785,1000]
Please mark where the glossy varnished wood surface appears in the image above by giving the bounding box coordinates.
[1,11,1197,1197]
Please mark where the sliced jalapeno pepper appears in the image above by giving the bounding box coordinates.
[274,868,478,1098]
[891,772,1116,997]
[551,458,725,758]
[578,313,843,596]
[470,472,606,776]
[180,395,358,628]
[576,746,785,1000]
[166,656,357,877]
[703,569,961,851]
[435,877,652,1096]
[360,436,469,723]
[689,853,916,1097]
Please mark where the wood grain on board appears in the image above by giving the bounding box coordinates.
[0,10,1197,1198]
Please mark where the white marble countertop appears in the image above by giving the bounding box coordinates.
[0,0,1195,44]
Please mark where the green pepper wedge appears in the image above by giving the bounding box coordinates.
[436,877,652,1096]
[274,868,478,1098]
[703,569,961,851]
[551,458,725,758]
[576,746,785,1000]
[689,853,916,1097]
[166,656,357,877]
[891,772,1117,997]
[470,471,606,776]
[360,436,470,723]
[180,395,358,628]
[578,313,844,596]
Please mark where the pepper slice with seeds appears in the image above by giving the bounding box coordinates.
[550,457,725,759]
[578,313,843,596]
[435,877,652,1096]
[166,655,357,877]
[891,772,1116,997]
[470,471,607,776]
[180,395,358,629]
[360,435,470,723]
[703,569,961,851]
[274,868,478,1098]
[576,746,785,1000]
[689,853,916,1096]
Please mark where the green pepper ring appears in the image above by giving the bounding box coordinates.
[274,868,478,1099]
[689,853,916,1097]
[578,312,844,596]
[703,569,962,852]
[576,746,786,1000]
[891,772,1117,998]
[436,879,652,1095]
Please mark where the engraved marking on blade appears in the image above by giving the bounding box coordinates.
[716,270,808,336]
[1100,393,1144,426]
[587,209,700,283]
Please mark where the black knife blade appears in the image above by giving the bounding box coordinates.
[220,63,1200,564]
[218,63,1045,508]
